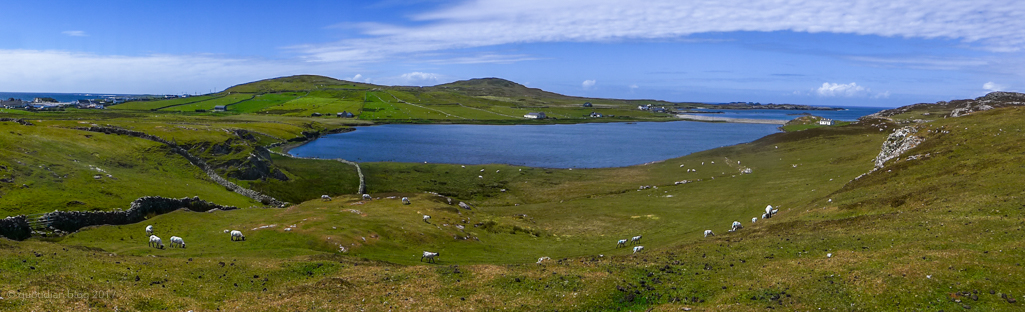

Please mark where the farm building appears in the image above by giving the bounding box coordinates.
[818,119,834,126]
[337,111,355,118]
[524,112,546,119]
[213,105,227,112]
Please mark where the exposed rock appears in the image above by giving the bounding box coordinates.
[0,216,30,240]
[458,202,472,210]
[874,126,922,168]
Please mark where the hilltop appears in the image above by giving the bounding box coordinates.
[1,84,1024,310]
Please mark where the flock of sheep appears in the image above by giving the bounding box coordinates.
[706,204,778,238]
[144,224,245,250]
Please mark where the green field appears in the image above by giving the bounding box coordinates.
[2,76,1024,310]
[109,95,221,111]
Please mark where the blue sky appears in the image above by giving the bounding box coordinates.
[2,0,1024,107]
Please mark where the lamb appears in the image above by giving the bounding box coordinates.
[423,215,431,223]
[617,239,627,247]
[148,235,164,249]
[401,197,410,205]
[145,225,154,235]
[421,251,439,263]
[633,246,644,253]
[169,236,186,248]
[321,195,331,201]
[703,230,714,237]
[730,221,743,232]
[630,235,642,245]
[230,230,245,241]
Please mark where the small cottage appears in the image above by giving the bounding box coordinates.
[337,111,355,118]
[213,105,227,112]
[589,111,603,118]
[524,112,546,119]
[818,119,834,126]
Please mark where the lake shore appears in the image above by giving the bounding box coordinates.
[675,113,789,124]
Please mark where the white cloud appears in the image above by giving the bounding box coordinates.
[61,30,87,37]
[983,81,1006,91]
[816,82,868,97]
[629,84,639,89]
[399,72,440,85]
[300,0,1025,63]
[349,74,363,81]
[0,49,346,93]
[582,79,596,89]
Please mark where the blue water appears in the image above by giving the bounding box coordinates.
[0,92,143,102]
[290,122,784,168]
[685,106,885,121]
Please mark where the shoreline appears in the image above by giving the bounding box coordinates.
[675,114,788,125]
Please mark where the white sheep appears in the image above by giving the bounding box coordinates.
[401,197,410,205]
[421,251,439,263]
[729,221,743,232]
[536,256,551,264]
[703,230,714,237]
[761,213,769,219]
[633,246,644,253]
[617,239,627,247]
[764,205,775,218]
[362,194,371,200]
[169,236,186,248]
[321,195,331,201]
[423,215,431,223]
[148,235,164,249]
[630,235,642,245]
[752,217,757,223]
[145,225,153,235]
[230,230,245,241]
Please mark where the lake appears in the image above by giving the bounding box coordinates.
[289,121,784,168]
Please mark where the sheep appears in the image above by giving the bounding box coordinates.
[537,256,551,264]
[148,235,164,249]
[362,194,371,200]
[761,213,769,219]
[764,205,775,218]
[145,225,153,235]
[230,230,245,241]
[617,239,627,247]
[321,195,331,201]
[752,217,758,223]
[730,221,743,232]
[772,209,778,216]
[630,235,642,245]
[423,215,431,223]
[169,236,186,248]
[223,229,230,234]
[401,197,410,205]
[633,246,644,253]
[421,251,439,263]
[704,230,714,237]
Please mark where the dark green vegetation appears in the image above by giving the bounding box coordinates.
[1,77,1024,311]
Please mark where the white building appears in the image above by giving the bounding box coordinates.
[524,112,546,119]
[818,119,834,126]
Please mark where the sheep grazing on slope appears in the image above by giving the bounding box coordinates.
[148,235,164,249]
[752,217,758,223]
[145,225,154,235]
[423,215,431,223]
[421,251,439,263]
[401,197,410,205]
[764,205,775,218]
[617,239,627,247]
[704,230,715,237]
[630,235,642,245]
[729,221,743,232]
[321,195,331,201]
[169,236,186,248]
[633,246,644,253]
[537,256,551,264]
[230,230,245,241]
[362,194,371,200]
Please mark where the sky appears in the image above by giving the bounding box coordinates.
[2,0,1024,107]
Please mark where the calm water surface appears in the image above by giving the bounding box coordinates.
[290,121,783,168]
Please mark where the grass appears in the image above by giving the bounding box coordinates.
[228,92,304,113]
[159,94,255,112]
[109,95,221,111]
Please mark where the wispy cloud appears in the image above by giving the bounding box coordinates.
[983,81,1007,92]
[61,30,87,37]
[817,82,868,97]
[399,71,440,85]
[300,0,1025,63]
[582,79,596,89]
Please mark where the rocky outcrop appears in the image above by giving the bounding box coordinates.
[874,126,923,168]
[0,216,30,240]
[74,126,286,207]
[0,118,35,126]
[42,196,236,233]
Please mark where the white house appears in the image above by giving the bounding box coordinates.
[524,112,546,119]
[818,119,834,126]
[589,111,603,118]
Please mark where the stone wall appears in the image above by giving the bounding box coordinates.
[0,216,30,240]
[43,196,237,233]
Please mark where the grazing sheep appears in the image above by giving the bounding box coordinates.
[772,209,778,216]
[321,195,331,201]
[148,235,164,249]
[230,230,245,241]
[145,225,154,235]
[764,205,775,218]
[633,246,644,253]
[362,194,371,200]
[752,217,758,223]
[761,213,768,219]
[169,236,186,248]
[617,239,627,247]
[423,215,431,223]
[729,221,743,232]
[537,256,551,264]
[421,251,439,263]
[401,197,410,205]
[630,235,642,245]
[704,230,714,237]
